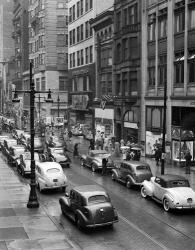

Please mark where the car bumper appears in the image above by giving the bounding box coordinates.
[86,219,118,228]
[59,161,70,167]
[42,184,67,190]
[174,204,195,209]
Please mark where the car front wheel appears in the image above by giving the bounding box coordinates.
[126,179,132,189]
[75,216,83,230]
[163,198,170,212]
[91,164,96,172]
[141,186,147,198]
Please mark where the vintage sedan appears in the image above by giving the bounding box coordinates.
[7,145,26,167]
[47,147,71,167]
[18,133,30,147]
[0,135,9,150]
[35,162,67,192]
[26,137,44,153]
[141,174,195,211]
[17,151,41,176]
[59,185,118,229]
[2,138,18,156]
[46,136,64,148]
[111,161,153,189]
[80,150,114,172]
[12,129,24,140]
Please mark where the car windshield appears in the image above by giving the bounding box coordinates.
[88,195,108,204]
[46,168,60,174]
[167,180,190,188]
[53,149,64,154]
[136,165,150,171]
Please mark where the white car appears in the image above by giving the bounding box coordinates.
[141,174,195,211]
[35,162,67,192]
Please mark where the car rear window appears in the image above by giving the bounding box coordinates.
[88,195,108,204]
[167,180,190,188]
[46,168,60,174]
[136,165,150,171]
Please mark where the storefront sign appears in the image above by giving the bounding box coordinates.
[124,122,138,129]
[95,108,114,119]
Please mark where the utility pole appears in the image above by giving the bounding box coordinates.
[161,81,167,175]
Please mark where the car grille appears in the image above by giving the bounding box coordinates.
[53,179,58,182]
[187,198,193,203]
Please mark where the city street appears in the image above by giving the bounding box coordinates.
[1,135,195,250]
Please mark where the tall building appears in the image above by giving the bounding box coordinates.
[0,0,14,114]
[141,0,195,164]
[68,0,114,134]
[28,0,69,120]
[113,0,141,143]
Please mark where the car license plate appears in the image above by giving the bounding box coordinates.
[187,198,192,203]
[53,179,58,182]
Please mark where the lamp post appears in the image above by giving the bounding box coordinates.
[57,94,60,118]
[161,81,167,175]
[12,61,53,208]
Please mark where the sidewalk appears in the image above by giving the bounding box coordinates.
[0,156,79,250]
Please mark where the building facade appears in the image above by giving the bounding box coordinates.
[28,0,69,120]
[141,0,195,164]
[113,0,141,144]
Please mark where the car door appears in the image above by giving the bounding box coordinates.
[86,152,93,167]
[70,191,79,215]
[120,163,129,180]
[153,177,165,201]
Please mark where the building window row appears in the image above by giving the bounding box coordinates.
[97,26,112,42]
[72,76,89,92]
[69,22,92,46]
[69,0,93,23]
[69,45,93,68]
[33,53,45,68]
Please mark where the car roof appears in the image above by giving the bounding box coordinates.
[37,161,62,170]
[123,160,149,167]
[157,174,187,182]
[72,185,107,198]
[90,150,108,154]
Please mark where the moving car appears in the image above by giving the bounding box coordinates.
[35,162,67,192]
[8,145,26,167]
[47,147,71,167]
[59,185,118,229]
[141,174,195,211]
[111,161,153,189]
[17,151,41,176]
[80,150,114,172]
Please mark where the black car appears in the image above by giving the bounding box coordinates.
[7,145,26,167]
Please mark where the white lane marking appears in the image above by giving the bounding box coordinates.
[119,213,169,250]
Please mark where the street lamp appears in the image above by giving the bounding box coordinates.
[12,61,53,208]
[161,81,167,175]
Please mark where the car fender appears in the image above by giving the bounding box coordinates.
[111,169,120,179]
[142,180,154,197]
[59,197,70,208]
[162,193,174,206]
[75,209,88,225]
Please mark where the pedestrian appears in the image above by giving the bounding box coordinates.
[155,147,162,166]
[102,158,108,175]
[73,143,79,157]
[185,151,192,174]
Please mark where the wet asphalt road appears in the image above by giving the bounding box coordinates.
[1,134,195,250]
[8,155,195,250]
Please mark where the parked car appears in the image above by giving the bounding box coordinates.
[59,185,118,229]
[141,174,195,212]
[2,138,18,156]
[0,135,9,150]
[18,132,30,146]
[35,162,67,192]
[7,145,26,167]
[80,150,115,172]
[12,129,24,140]
[46,136,64,148]
[17,151,41,176]
[111,161,153,189]
[47,147,71,167]
[26,137,44,153]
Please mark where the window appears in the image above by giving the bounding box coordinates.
[89,46,93,63]
[148,17,156,41]
[39,53,45,65]
[81,49,84,65]
[89,0,93,9]
[81,0,83,15]
[189,8,195,29]
[85,0,89,12]
[123,8,128,26]
[73,52,75,67]
[130,71,137,92]
[85,21,89,38]
[39,17,44,29]
[85,47,89,64]
[175,11,185,33]
[159,17,167,38]
[77,26,80,42]
[116,43,121,62]
[116,74,121,95]
[41,77,45,91]
[57,53,65,64]
[36,78,40,91]
[107,73,112,95]
[129,37,138,59]
[77,51,80,66]
[90,24,93,36]
[73,29,75,44]
[174,52,184,85]
[66,53,68,64]
[123,72,128,96]
[81,24,84,40]
[189,52,195,83]
[148,58,155,86]
[59,76,66,91]
[69,30,72,45]
[69,7,72,22]
[57,2,65,9]
[65,34,68,46]
[57,15,66,28]
[101,48,112,67]
[158,55,167,86]
[122,39,128,61]
[128,4,137,25]
[57,34,65,47]
[116,11,121,31]
[66,16,68,25]
[100,74,107,95]
[70,53,72,68]
[73,5,75,20]
[77,1,80,18]
[39,35,44,48]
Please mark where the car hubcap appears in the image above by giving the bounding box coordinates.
[141,187,147,198]
[163,199,169,211]
[126,180,131,189]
